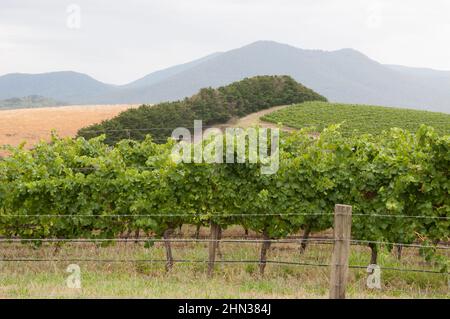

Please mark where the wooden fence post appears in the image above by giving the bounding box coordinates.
[207,222,220,277]
[329,204,352,299]
[163,228,174,272]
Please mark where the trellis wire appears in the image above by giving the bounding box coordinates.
[0,237,448,250]
[0,213,448,219]
[0,258,447,275]
[15,122,448,134]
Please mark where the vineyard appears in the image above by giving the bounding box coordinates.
[0,123,448,298]
[262,101,450,136]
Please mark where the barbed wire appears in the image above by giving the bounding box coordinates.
[19,125,302,134]
[1,237,327,244]
[0,257,447,274]
[352,213,449,220]
[348,239,449,249]
[1,237,448,249]
[81,126,224,133]
[52,166,160,171]
[3,121,448,135]
[0,213,326,218]
[1,138,172,144]
[0,213,448,219]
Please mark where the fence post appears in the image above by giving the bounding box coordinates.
[329,204,352,299]
[207,222,220,277]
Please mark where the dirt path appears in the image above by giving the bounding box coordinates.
[188,105,295,142]
[219,104,294,131]
[228,104,294,130]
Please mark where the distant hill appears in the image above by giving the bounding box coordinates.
[0,95,67,109]
[385,64,450,78]
[77,75,326,144]
[0,71,115,104]
[124,52,223,89]
[102,41,449,112]
[0,41,449,112]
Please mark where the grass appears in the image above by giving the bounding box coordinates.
[262,101,450,136]
[0,227,448,299]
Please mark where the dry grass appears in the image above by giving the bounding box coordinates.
[0,103,288,156]
[0,226,448,299]
[0,104,138,154]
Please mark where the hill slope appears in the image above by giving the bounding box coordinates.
[0,71,115,104]
[262,101,450,136]
[124,52,223,89]
[0,104,136,153]
[77,75,326,144]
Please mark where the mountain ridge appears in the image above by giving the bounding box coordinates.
[1,41,449,113]
[0,71,115,104]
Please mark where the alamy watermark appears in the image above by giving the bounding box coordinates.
[366,264,381,289]
[170,121,280,174]
[66,4,81,29]
[366,2,384,29]
[66,264,82,289]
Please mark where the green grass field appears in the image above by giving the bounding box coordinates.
[262,102,450,136]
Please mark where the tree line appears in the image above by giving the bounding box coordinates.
[77,75,327,144]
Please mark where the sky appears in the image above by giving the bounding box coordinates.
[1,0,450,85]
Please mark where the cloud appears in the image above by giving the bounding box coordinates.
[1,0,449,84]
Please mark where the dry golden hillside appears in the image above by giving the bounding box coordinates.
[0,104,138,152]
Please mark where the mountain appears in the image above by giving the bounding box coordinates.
[0,41,449,112]
[94,41,450,112]
[0,71,115,104]
[0,95,67,109]
[385,64,450,78]
[124,52,223,89]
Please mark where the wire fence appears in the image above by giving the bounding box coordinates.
[1,127,449,298]
[3,122,449,135]
[0,232,448,300]
[1,258,447,275]
[0,125,313,136]
[1,235,448,276]
[0,237,449,250]
[2,126,450,290]
[1,213,448,219]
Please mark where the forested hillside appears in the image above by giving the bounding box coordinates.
[77,76,326,144]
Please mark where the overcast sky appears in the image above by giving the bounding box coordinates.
[1,0,450,84]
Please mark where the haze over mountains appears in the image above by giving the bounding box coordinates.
[1,41,449,113]
[0,71,115,106]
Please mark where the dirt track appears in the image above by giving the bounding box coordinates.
[226,104,291,129]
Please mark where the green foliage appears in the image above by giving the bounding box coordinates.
[77,76,327,144]
[262,101,450,136]
[0,126,448,266]
[346,127,449,250]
